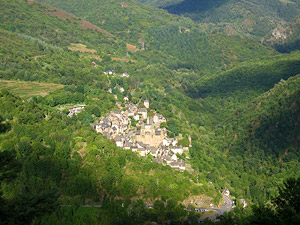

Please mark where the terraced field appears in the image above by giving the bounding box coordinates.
[0,79,63,98]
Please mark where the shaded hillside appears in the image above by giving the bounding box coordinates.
[183,52,300,202]
[159,0,300,41]
[165,0,229,14]
[225,74,300,175]
[188,73,300,203]
[264,15,300,53]
[137,0,182,7]
[188,52,300,98]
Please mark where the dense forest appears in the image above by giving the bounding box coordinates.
[141,0,300,43]
[263,15,300,53]
[1,0,300,224]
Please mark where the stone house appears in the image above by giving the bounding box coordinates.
[144,99,150,108]
[153,114,159,123]
[68,106,85,117]
[115,136,123,147]
[133,113,140,121]
[178,160,185,171]
[104,70,115,75]
[126,103,137,113]
[152,158,164,164]
[138,108,147,119]
[168,151,178,161]
[127,109,134,117]
[162,156,173,164]
[170,161,180,169]
[157,114,166,123]
[222,188,230,197]
[123,141,131,150]
[170,145,183,155]
[138,148,147,157]
[120,72,130,77]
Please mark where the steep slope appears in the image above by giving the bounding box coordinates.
[224,74,300,200]
[227,74,300,159]
[38,0,275,73]
[1,1,226,224]
[189,52,300,98]
[140,0,300,41]
[185,52,300,201]
[263,15,300,53]
[165,0,229,14]
[188,75,300,203]
[1,89,222,224]
[1,1,300,223]
[131,0,182,7]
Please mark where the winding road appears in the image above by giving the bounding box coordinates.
[197,194,233,222]
[61,194,233,223]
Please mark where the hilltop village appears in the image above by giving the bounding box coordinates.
[93,100,189,171]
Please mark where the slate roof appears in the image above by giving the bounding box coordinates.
[138,108,147,113]
[170,162,180,168]
[102,118,110,124]
[152,158,163,163]
[137,142,148,149]
[168,151,175,157]
[155,130,161,136]
[115,136,122,141]
[149,146,156,151]
[162,156,172,162]
[150,149,157,154]
[124,142,131,148]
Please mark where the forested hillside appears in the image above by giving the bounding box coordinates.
[38,0,275,73]
[0,1,225,224]
[200,73,300,201]
[139,0,300,42]
[226,73,300,168]
[137,0,182,7]
[1,0,300,224]
[188,52,300,98]
[264,15,300,53]
[1,88,221,224]
[182,53,300,202]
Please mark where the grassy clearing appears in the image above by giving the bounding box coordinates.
[126,43,137,51]
[68,43,97,53]
[69,43,103,60]
[182,195,213,208]
[0,79,63,98]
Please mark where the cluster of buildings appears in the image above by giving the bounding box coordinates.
[67,105,85,117]
[104,70,130,78]
[94,100,189,171]
[104,70,115,75]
